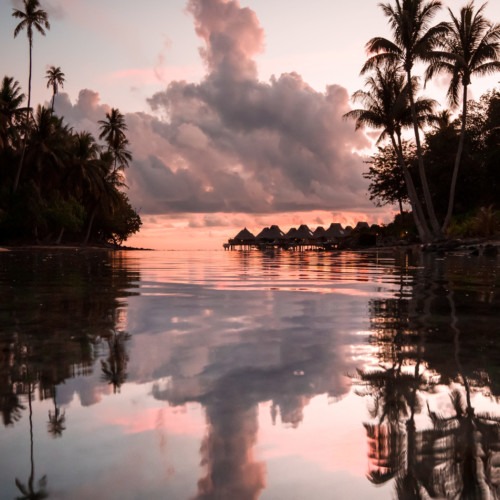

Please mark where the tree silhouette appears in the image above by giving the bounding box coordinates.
[345,61,436,241]
[98,108,131,172]
[363,0,448,238]
[12,0,50,193]
[0,76,25,152]
[45,66,65,113]
[426,1,500,232]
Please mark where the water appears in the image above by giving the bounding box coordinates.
[0,248,499,499]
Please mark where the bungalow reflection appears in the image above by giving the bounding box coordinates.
[356,252,500,498]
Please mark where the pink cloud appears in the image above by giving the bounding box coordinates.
[59,0,379,246]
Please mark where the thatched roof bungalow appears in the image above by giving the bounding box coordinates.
[232,227,256,243]
[257,225,285,242]
[312,226,326,240]
[295,224,313,240]
[225,220,378,250]
[354,221,370,231]
[324,223,345,240]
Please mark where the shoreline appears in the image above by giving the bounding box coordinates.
[1,238,499,255]
[0,243,153,252]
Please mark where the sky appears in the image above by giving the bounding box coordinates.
[2,0,500,249]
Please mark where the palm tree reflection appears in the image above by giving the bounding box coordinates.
[359,252,500,498]
[47,387,65,438]
[15,384,49,500]
[101,330,130,393]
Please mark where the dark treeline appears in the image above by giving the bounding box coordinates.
[346,0,500,243]
[1,0,141,246]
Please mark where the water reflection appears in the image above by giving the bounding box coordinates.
[15,383,49,500]
[0,248,498,498]
[0,250,139,498]
[357,251,500,498]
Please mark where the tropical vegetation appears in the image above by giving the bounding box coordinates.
[1,0,141,247]
[347,0,500,243]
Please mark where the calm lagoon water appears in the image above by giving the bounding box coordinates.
[0,248,499,499]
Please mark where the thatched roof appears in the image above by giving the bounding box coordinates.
[324,223,345,238]
[313,226,326,238]
[354,221,370,231]
[233,227,256,241]
[286,227,298,239]
[295,224,313,240]
[257,225,285,240]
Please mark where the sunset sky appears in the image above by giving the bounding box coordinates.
[2,0,500,249]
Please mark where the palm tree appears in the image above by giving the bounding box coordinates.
[0,76,25,152]
[82,151,125,244]
[426,2,500,233]
[68,132,102,195]
[363,0,448,239]
[26,105,70,193]
[98,108,131,171]
[12,0,50,193]
[45,65,65,113]
[345,62,436,242]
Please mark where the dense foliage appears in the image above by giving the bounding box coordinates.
[365,90,500,238]
[1,0,141,246]
[348,0,500,242]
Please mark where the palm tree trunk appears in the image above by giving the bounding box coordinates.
[83,205,97,245]
[391,133,432,243]
[13,36,33,193]
[442,85,468,233]
[56,227,65,245]
[406,70,442,240]
[27,37,32,123]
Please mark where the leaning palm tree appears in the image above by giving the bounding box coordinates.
[45,65,65,113]
[426,2,500,233]
[345,61,436,242]
[363,0,448,239]
[12,0,50,193]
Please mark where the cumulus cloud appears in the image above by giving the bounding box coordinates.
[59,0,372,217]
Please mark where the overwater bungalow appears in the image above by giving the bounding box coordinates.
[224,221,377,251]
[224,227,257,250]
[324,223,345,239]
[354,221,370,231]
[312,226,326,241]
[256,225,285,248]
[292,224,314,250]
